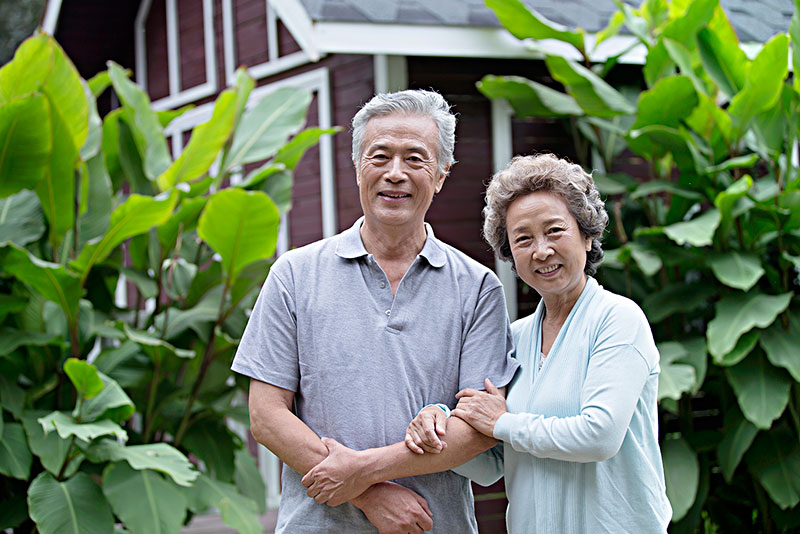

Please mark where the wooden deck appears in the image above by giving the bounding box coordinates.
[181,510,278,534]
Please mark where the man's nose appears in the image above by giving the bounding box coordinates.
[384,156,406,181]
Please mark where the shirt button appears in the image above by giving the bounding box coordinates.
[380,282,386,289]
[385,309,391,316]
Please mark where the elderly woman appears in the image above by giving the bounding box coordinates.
[405,153,671,533]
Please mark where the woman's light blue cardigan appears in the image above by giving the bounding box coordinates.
[454,277,672,533]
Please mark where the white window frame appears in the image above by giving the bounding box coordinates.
[135,0,219,111]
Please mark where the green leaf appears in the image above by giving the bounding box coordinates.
[122,324,195,361]
[643,39,674,88]
[36,93,78,241]
[476,75,584,118]
[156,196,207,251]
[0,190,45,246]
[714,175,752,223]
[630,180,703,201]
[0,95,51,197]
[0,294,28,322]
[22,412,83,477]
[64,358,104,399]
[78,153,113,248]
[1,243,82,322]
[718,416,758,483]
[707,252,764,291]
[198,188,280,283]
[183,420,237,482]
[0,423,32,480]
[234,448,267,514]
[727,352,791,430]
[662,437,699,521]
[661,0,717,45]
[39,411,128,442]
[87,71,111,99]
[628,125,705,173]
[157,90,237,191]
[680,337,708,393]
[728,34,789,139]
[0,328,60,356]
[696,26,747,98]
[713,330,759,367]
[28,472,114,534]
[485,0,585,52]
[746,428,800,509]
[706,154,760,174]
[157,105,194,128]
[103,462,188,534]
[221,87,312,173]
[625,242,662,276]
[595,10,625,47]
[0,493,27,530]
[0,34,52,102]
[662,38,707,96]
[162,257,197,300]
[107,62,171,180]
[592,172,637,196]
[154,288,220,341]
[761,316,800,382]
[0,35,88,151]
[89,440,198,486]
[545,55,634,117]
[0,374,25,418]
[71,190,179,280]
[707,291,791,359]
[119,268,157,299]
[82,372,135,424]
[183,474,262,534]
[633,75,698,129]
[663,209,720,247]
[657,341,696,401]
[274,126,340,170]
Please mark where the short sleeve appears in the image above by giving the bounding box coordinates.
[457,280,519,393]
[231,258,300,391]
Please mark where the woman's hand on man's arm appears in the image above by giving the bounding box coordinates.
[452,378,508,438]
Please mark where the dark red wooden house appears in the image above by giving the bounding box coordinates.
[43,0,793,530]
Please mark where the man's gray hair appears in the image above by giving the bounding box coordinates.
[351,89,457,176]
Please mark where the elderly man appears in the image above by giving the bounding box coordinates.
[232,89,519,534]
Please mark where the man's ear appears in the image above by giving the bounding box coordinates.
[435,167,450,194]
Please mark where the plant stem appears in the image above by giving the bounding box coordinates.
[173,277,232,447]
[752,478,774,534]
[143,358,161,443]
[55,437,77,480]
[68,318,80,359]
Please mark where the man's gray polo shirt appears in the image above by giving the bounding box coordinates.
[232,217,519,534]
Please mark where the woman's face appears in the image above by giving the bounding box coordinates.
[506,191,592,303]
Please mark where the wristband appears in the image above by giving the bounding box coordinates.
[423,403,451,418]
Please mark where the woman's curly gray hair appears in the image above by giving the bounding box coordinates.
[483,154,608,276]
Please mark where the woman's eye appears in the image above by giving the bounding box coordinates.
[514,236,530,244]
[548,227,563,234]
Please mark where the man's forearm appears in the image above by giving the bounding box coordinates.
[249,380,327,475]
[362,416,496,484]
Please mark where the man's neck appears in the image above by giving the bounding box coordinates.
[359,220,428,262]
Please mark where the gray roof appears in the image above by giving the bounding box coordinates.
[299,0,793,43]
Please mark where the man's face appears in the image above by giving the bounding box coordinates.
[356,113,447,232]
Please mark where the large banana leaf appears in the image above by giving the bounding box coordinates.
[28,472,114,534]
[0,95,51,198]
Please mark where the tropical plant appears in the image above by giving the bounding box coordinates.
[0,32,336,533]
[481,0,800,531]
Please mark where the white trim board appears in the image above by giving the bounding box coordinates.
[490,98,518,321]
[134,0,219,111]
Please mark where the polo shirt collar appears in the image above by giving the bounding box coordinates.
[335,217,447,268]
